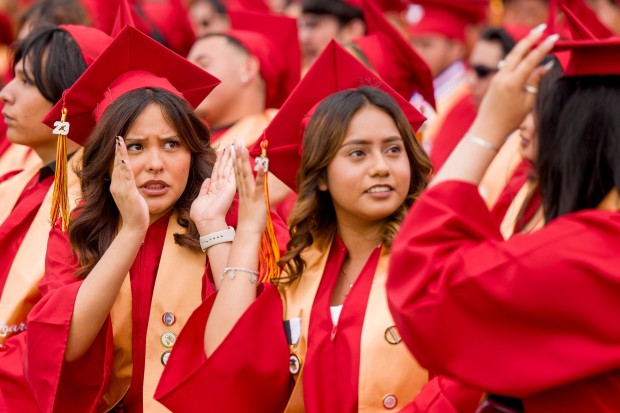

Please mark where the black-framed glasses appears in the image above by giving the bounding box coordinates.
[471,64,499,79]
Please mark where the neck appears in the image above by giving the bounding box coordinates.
[208,92,264,130]
[336,218,384,262]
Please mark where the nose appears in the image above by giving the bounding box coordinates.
[0,79,15,104]
[369,151,390,177]
[146,148,165,174]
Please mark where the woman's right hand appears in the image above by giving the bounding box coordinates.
[110,136,149,232]
[232,141,267,236]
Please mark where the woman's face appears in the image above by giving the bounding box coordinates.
[322,105,411,227]
[0,58,54,148]
[518,111,538,162]
[123,103,192,222]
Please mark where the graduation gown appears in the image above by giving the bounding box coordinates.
[386,181,620,413]
[156,235,481,412]
[0,156,81,413]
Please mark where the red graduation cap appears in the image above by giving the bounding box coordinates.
[224,0,270,13]
[60,25,113,67]
[407,0,489,41]
[354,0,435,106]
[250,40,426,191]
[559,0,614,40]
[227,10,301,109]
[43,25,221,146]
[373,0,408,12]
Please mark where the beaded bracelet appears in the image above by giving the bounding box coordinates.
[219,267,259,284]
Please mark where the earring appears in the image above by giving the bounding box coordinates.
[240,74,249,83]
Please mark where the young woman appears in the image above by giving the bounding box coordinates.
[25,26,286,412]
[156,42,482,413]
[0,24,111,412]
[386,21,620,413]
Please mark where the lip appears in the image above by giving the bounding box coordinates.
[139,180,169,196]
[2,111,14,124]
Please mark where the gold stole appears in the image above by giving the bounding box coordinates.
[281,242,428,412]
[598,188,620,212]
[500,180,544,239]
[0,151,81,346]
[0,160,43,225]
[101,214,206,412]
[0,143,39,178]
[212,109,277,149]
[422,83,470,147]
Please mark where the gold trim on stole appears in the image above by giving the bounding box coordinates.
[103,213,206,412]
[281,241,428,412]
[0,151,81,346]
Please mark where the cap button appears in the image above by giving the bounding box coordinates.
[383,394,397,410]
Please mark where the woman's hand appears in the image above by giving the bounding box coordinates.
[190,145,236,234]
[110,136,149,232]
[471,24,560,141]
[233,141,267,236]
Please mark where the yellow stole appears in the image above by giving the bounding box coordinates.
[0,151,81,346]
[0,142,39,178]
[598,188,620,212]
[500,180,544,239]
[101,214,206,412]
[212,109,277,149]
[281,242,428,412]
[0,160,43,226]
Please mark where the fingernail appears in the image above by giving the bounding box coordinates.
[543,33,560,46]
[542,59,555,71]
[121,160,125,164]
[530,23,547,36]
[230,144,236,156]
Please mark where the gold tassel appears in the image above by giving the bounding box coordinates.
[49,107,70,231]
[256,140,281,283]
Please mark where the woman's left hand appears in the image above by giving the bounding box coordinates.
[190,145,236,234]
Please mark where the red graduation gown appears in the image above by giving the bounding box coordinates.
[0,169,53,413]
[25,214,209,413]
[156,236,480,412]
[386,181,620,413]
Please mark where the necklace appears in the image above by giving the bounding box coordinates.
[341,267,354,296]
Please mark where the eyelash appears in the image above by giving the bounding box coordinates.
[347,145,402,157]
[126,141,180,152]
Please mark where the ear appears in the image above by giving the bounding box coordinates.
[240,55,261,84]
[340,18,366,43]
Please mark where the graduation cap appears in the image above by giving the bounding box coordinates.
[43,25,220,146]
[559,0,614,40]
[250,40,426,191]
[354,0,435,106]
[407,0,489,41]
[60,25,113,67]
[44,25,220,230]
[227,10,301,109]
[224,0,271,13]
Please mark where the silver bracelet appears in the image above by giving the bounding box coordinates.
[464,133,500,152]
[219,267,259,284]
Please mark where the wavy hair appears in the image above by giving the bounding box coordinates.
[69,88,215,279]
[278,86,431,283]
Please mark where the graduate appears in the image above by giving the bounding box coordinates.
[386,18,620,413]
[156,41,482,413]
[25,25,286,412]
[0,24,111,412]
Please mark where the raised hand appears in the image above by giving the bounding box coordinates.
[232,141,267,236]
[110,136,149,232]
[190,145,236,234]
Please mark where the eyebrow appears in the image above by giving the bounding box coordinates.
[124,135,179,141]
[340,136,403,147]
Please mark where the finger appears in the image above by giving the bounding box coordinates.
[254,162,266,201]
[501,23,547,72]
[232,142,246,198]
[224,145,234,181]
[199,178,211,196]
[217,145,230,180]
[513,33,560,86]
[116,136,135,183]
[211,149,222,182]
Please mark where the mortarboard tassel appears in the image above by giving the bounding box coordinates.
[49,106,70,231]
[254,139,281,283]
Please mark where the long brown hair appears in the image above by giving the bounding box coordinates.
[69,87,216,279]
[279,86,432,283]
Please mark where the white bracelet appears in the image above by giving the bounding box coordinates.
[199,226,235,252]
[219,267,259,284]
[464,133,500,152]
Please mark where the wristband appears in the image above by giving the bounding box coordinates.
[199,226,235,251]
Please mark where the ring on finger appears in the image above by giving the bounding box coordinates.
[524,85,538,94]
[497,60,506,70]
